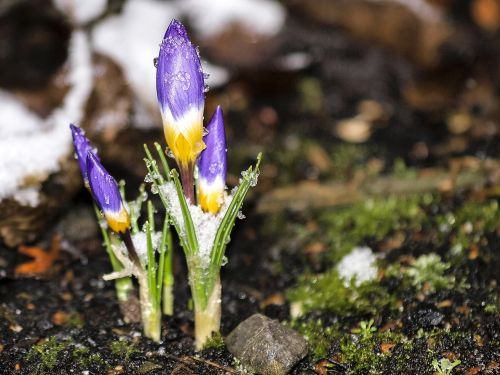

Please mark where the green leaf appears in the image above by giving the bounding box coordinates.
[171,169,198,256]
[143,144,192,257]
[156,215,170,296]
[154,142,171,182]
[210,153,262,273]
[145,219,157,305]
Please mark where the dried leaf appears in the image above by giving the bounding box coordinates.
[15,235,60,277]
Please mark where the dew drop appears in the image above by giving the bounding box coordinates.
[153,57,158,68]
[151,185,159,195]
[144,174,153,183]
[237,211,246,220]
[221,256,228,266]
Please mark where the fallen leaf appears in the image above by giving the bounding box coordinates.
[464,367,481,375]
[380,342,395,353]
[313,359,331,375]
[468,244,480,260]
[436,300,453,309]
[15,235,61,277]
[304,242,326,255]
[51,311,67,326]
[472,0,500,31]
[260,293,285,309]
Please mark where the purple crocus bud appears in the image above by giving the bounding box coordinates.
[197,106,227,214]
[70,123,98,184]
[156,19,205,171]
[86,152,130,233]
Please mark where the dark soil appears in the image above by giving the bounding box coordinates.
[1,1,500,374]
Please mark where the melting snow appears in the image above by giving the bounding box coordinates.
[178,0,286,38]
[369,0,443,22]
[337,246,378,287]
[160,182,233,268]
[115,231,162,266]
[53,0,108,24]
[0,31,93,206]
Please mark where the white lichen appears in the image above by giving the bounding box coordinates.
[337,246,378,287]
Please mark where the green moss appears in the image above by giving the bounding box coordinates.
[330,143,374,181]
[436,199,500,254]
[110,339,137,360]
[340,328,414,375]
[432,358,461,375]
[297,77,324,114]
[72,346,105,367]
[290,319,338,359]
[392,158,418,179]
[287,269,395,316]
[340,337,382,374]
[27,337,69,374]
[320,195,430,261]
[203,332,225,350]
[407,254,454,291]
[66,312,84,328]
[351,319,376,340]
[386,253,457,293]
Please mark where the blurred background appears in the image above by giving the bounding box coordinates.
[1,0,500,247]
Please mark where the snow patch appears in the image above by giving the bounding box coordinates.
[178,0,286,38]
[0,31,93,206]
[370,0,443,22]
[53,0,108,24]
[92,0,178,115]
[160,182,233,268]
[115,231,162,266]
[337,246,378,287]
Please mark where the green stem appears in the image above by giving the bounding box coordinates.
[138,269,161,342]
[187,256,223,349]
[158,216,174,315]
[93,203,133,302]
[193,276,221,350]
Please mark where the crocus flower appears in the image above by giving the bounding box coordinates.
[197,106,227,214]
[70,123,97,184]
[86,152,130,233]
[156,19,205,172]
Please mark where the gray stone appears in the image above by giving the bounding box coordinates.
[225,314,308,375]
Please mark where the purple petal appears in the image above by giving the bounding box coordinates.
[156,19,204,120]
[70,123,98,181]
[198,106,226,184]
[86,152,123,215]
